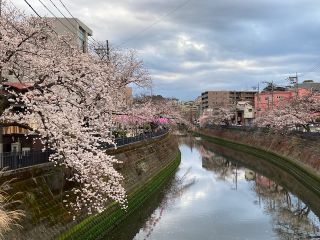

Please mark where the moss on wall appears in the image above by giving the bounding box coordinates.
[197,128,320,171]
[59,151,181,240]
[4,134,180,240]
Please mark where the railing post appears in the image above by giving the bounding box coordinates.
[13,152,17,170]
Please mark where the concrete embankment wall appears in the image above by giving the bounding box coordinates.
[195,129,320,199]
[197,128,320,172]
[200,140,320,217]
[4,133,180,240]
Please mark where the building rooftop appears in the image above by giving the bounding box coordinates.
[3,82,32,90]
[49,17,93,36]
[298,81,320,92]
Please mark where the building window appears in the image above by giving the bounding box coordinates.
[78,27,86,53]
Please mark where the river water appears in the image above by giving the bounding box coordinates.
[109,136,320,240]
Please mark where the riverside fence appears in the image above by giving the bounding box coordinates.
[0,129,169,171]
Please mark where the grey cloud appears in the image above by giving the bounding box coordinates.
[14,0,320,100]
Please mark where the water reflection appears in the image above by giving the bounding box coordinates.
[192,137,320,240]
[109,136,320,240]
[136,168,196,240]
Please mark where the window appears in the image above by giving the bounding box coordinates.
[78,27,86,53]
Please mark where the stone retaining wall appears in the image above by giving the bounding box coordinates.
[4,133,180,240]
[194,130,320,203]
[198,128,320,172]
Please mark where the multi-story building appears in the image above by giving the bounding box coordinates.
[254,88,309,117]
[50,18,93,53]
[298,80,320,93]
[201,91,257,112]
[3,18,93,83]
[180,100,200,122]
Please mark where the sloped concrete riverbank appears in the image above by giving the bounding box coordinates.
[194,130,320,200]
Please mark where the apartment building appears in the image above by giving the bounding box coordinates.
[50,18,93,53]
[180,100,200,122]
[201,91,257,111]
[254,88,310,117]
[3,18,93,83]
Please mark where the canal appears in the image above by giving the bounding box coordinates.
[108,136,320,240]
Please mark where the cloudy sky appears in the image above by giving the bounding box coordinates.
[13,0,320,100]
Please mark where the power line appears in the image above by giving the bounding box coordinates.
[115,0,194,48]
[23,0,73,47]
[58,0,97,44]
[23,0,41,18]
[37,0,79,39]
[47,0,95,45]
[37,0,94,48]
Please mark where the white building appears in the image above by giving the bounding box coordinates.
[236,101,254,126]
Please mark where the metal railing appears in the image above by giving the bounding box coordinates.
[1,128,169,171]
[102,128,169,149]
[0,150,51,170]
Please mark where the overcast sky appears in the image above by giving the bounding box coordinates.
[13,0,320,100]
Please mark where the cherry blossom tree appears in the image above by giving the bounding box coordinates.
[198,107,234,127]
[115,96,188,130]
[254,93,320,132]
[0,3,151,214]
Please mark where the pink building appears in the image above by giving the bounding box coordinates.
[255,88,310,117]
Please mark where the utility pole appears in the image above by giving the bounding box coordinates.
[257,82,260,116]
[106,40,110,62]
[271,80,274,110]
[263,81,274,111]
[252,83,260,117]
[296,72,299,97]
[257,82,260,110]
[234,90,237,124]
[289,73,299,98]
[94,40,110,63]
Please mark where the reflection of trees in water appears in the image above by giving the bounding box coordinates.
[197,142,320,240]
[139,168,196,240]
[251,176,320,240]
[200,145,236,181]
[178,136,205,153]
